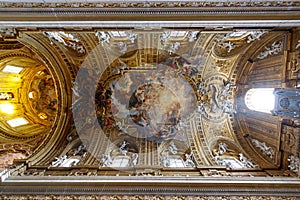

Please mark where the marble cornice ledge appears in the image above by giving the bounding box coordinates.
[0,1,299,22]
[1,21,300,29]
[0,1,299,9]
[1,176,300,196]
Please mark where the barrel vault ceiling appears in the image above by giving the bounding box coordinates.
[0,0,300,199]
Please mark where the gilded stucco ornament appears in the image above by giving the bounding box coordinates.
[213,142,258,169]
[213,30,266,58]
[288,155,299,173]
[196,77,236,120]
[251,139,274,159]
[257,41,282,59]
[43,31,86,56]
[0,28,17,40]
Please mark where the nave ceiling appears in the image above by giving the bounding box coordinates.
[0,28,298,174]
[0,1,299,198]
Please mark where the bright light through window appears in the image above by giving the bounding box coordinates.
[7,117,29,127]
[170,31,187,37]
[2,65,23,74]
[110,31,127,37]
[110,157,130,167]
[168,157,186,167]
[0,103,15,114]
[28,92,34,99]
[245,88,275,113]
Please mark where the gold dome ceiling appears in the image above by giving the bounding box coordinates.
[0,46,60,167]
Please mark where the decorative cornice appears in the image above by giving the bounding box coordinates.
[0,1,299,23]
[0,195,298,200]
[1,176,300,196]
[0,21,299,30]
[0,1,299,9]
[1,9,299,18]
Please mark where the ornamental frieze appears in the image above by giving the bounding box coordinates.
[0,195,298,200]
[0,1,299,8]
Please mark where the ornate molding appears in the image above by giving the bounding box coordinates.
[0,41,24,50]
[1,21,300,30]
[0,1,299,9]
[1,176,300,196]
[0,1,299,23]
[0,195,299,200]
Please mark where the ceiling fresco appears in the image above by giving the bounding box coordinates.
[96,53,198,143]
[71,30,248,168]
[29,69,58,122]
[0,27,299,176]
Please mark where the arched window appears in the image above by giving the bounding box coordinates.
[110,156,130,168]
[168,157,186,167]
[160,141,195,168]
[219,157,244,169]
[101,140,139,168]
[6,117,29,127]
[245,88,275,114]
